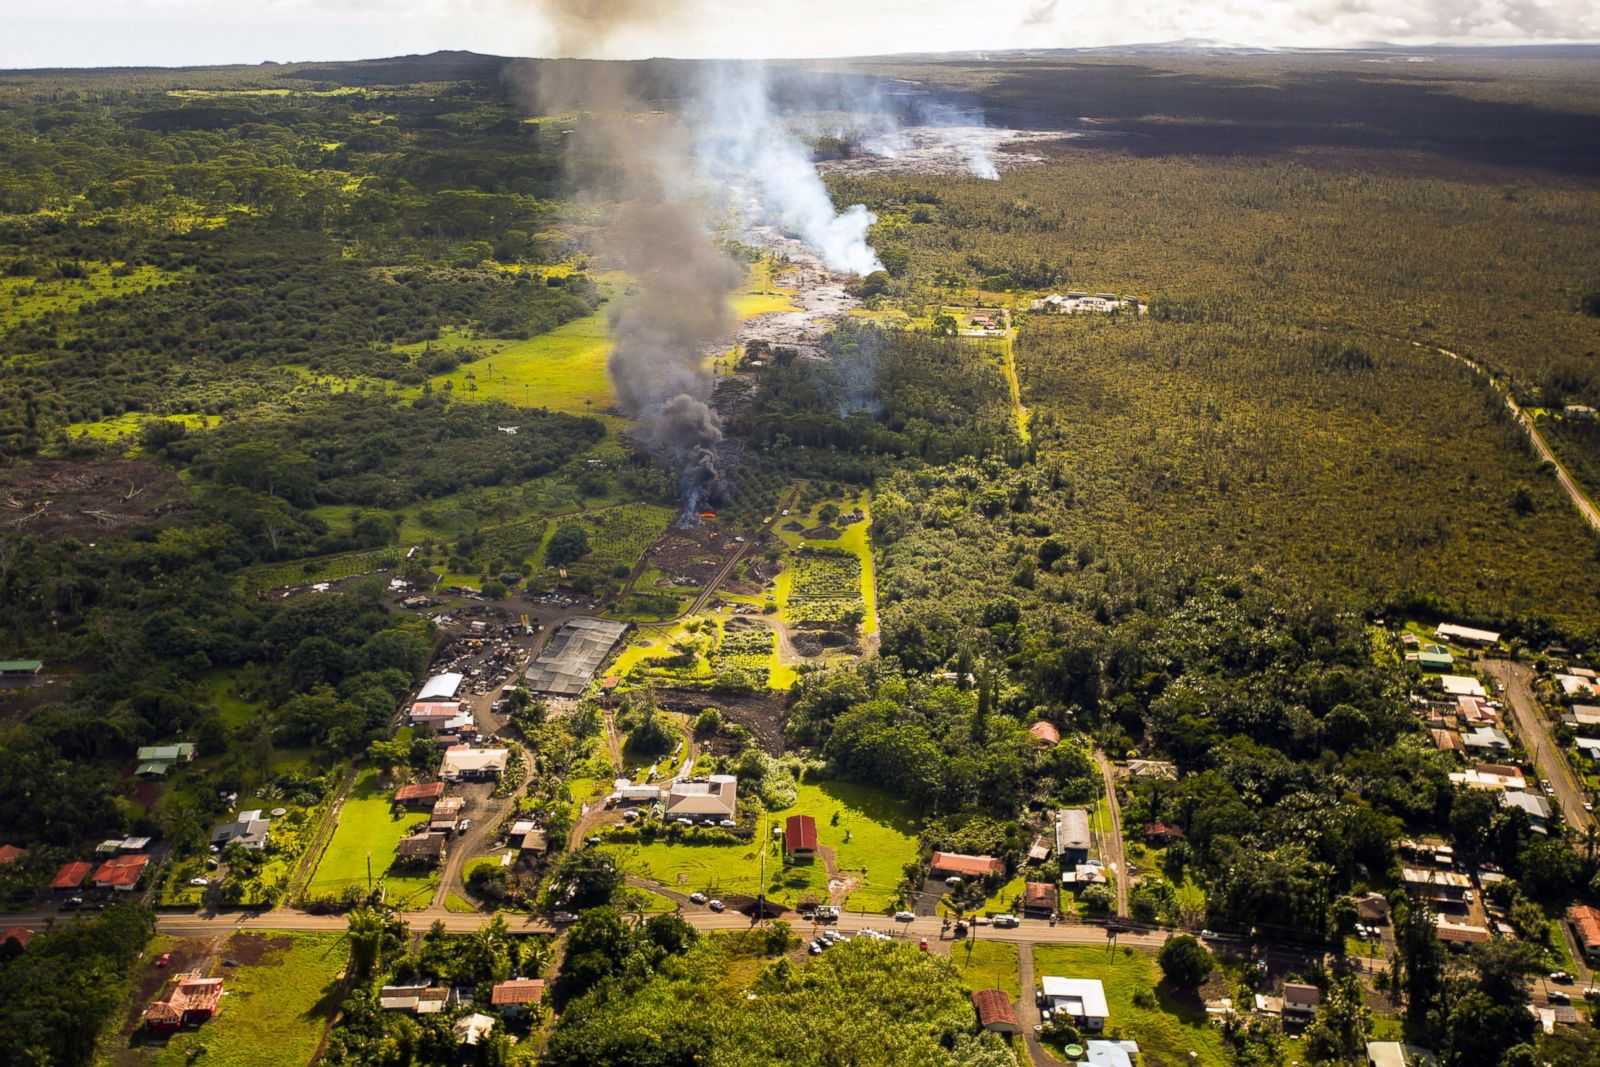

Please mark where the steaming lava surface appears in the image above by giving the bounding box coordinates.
[724,226,859,359]
[815,125,1079,178]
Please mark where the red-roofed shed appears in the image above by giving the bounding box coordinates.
[1028,721,1060,746]
[0,844,27,865]
[395,781,446,805]
[2,927,32,950]
[784,815,818,861]
[972,989,1018,1033]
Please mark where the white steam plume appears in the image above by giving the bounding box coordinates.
[692,62,885,275]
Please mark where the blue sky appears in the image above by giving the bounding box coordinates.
[3,0,1596,69]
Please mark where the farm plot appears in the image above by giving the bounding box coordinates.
[241,546,402,593]
[550,503,675,586]
[783,548,864,624]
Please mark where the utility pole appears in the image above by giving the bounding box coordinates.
[756,816,768,922]
[366,852,372,894]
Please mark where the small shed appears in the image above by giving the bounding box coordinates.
[784,815,818,862]
[971,988,1017,1034]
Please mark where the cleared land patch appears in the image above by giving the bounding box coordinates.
[304,769,437,909]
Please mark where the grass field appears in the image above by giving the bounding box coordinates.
[202,669,263,728]
[1032,944,1230,1066]
[951,940,1022,1000]
[607,778,918,912]
[143,932,348,1067]
[304,770,437,909]
[3,263,183,331]
[402,315,614,415]
[67,410,218,442]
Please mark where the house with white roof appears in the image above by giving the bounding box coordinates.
[418,672,465,702]
[1437,675,1487,698]
[1435,623,1500,646]
[662,775,738,822]
[1077,1040,1140,1067]
[439,746,509,782]
[1041,976,1109,1031]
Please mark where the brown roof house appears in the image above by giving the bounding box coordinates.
[1022,881,1058,917]
[395,782,445,806]
[972,989,1018,1034]
[663,775,738,823]
[395,832,449,867]
[490,979,545,1017]
[1282,983,1322,1021]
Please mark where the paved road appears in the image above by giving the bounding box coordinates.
[1016,942,1062,1067]
[1425,344,1600,533]
[1480,658,1594,834]
[1094,754,1130,918]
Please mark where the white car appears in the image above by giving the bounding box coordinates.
[552,911,579,924]
[188,877,210,887]
[689,892,708,905]
[992,914,1019,928]
[708,899,726,912]
[894,910,915,922]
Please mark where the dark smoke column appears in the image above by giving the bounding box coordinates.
[523,30,745,515]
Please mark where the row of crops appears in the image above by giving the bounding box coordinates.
[241,547,403,592]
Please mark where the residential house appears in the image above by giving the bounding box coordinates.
[135,743,196,778]
[1562,704,1600,728]
[1029,721,1061,746]
[1566,904,1600,963]
[971,989,1017,1034]
[395,832,449,867]
[1355,893,1389,927]
[1576,737,1600,762]
[1566,404,1598,420]
[1413,649,1453,671]
[663,775,738,823]
[1501,790,1553,833]
[929,851,1005,880]
[490,979,544,1017]
[509,820,548,855]
[3,927,32,950]
[454,1013,495,1047]
[50,860,93,896]
[1456,696,1497,725]
[1430,728,1464,755]
[1461,726,1510,753]
[1556,675,1600,700]
[1448,762,1526,791]
[211,819,270,850]
[439,746,509,782]
[1143,821,1184,845]
[1056,808,1092,865]
[1022,881,1057,917]
[1040,976,1109,1031]
[1283,983,1322,1021]
[1063,863,1109,886]
[143,974,223,1031]
[93,853,149,891]
[394,782,446,807]
[0,659,42,682]
[1401,867,1472,905]
[784,815,818,862]
[1125,759,1176,779]
[0,844,28,865]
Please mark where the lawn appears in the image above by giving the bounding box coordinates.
[202,669,263,728]
[67,410,217,443]
[144,932,348,1067]
[304,770,437,909]
[951,940,1022,999]
[605,779,918,912]
[1032,944,1231,1067]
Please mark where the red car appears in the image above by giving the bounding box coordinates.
[155,953,171,968]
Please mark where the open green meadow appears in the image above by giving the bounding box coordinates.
[3,263,184,331]
[140,932,349,1067]
[304,770,437,909]
[402,315,613,415]
[1031,945,1230,1066]
[67,410,218,442]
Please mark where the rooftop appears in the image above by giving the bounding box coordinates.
[784,814,818,852]
[395,781,446,802]
[417,672,464,701]
[930,851,1005,877]
[1041,976,1109,1019]
[971,988,1017,1029]
[1056,808,1092,851]
[523,617,630,696]
[490,979,545,1006]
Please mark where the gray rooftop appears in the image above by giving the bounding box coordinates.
[523,618,630,696]
[1056,808,1092,852]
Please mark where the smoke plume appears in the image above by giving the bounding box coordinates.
[528,3,891,511]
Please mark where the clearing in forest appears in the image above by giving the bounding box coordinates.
[303,769,437,909]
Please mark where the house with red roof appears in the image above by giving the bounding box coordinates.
[971,989,1017,1033]
[93,852,149,891]
[0,844,28,865]
[144,973,224,1032]
[1022,881,1058,917]
[784,815,818,862]
[929,852,1005,879]
[1568,904,1600,963]
[2,927,32,950]
[50,860,94,895]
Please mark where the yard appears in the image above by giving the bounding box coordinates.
[604,778,919,913]
[952,940,1022,999]
[1031,945,1231,1067]
[139,932,349,1067]
[303,770,437,909]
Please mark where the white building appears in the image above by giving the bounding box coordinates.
[440,746,509,782]
[1041,976,1109,1031]
[418,672,464,701]
[1434,623,1500,646]
[1437,675,1487,698]
[663,775,738,822]
[1078,1040,1140,1067]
